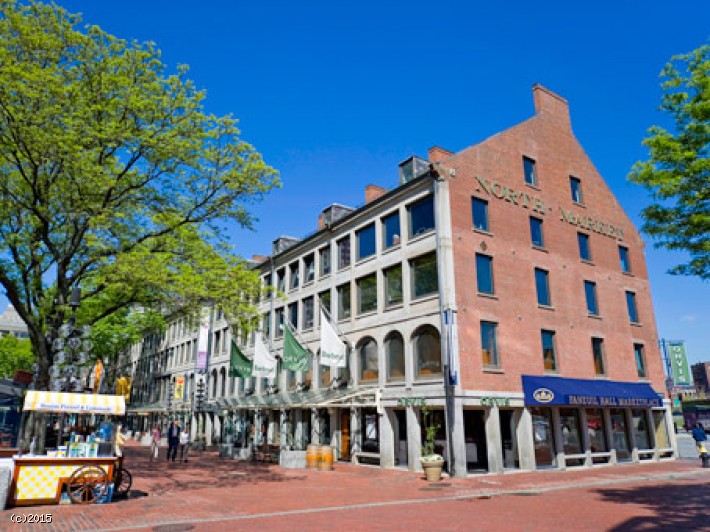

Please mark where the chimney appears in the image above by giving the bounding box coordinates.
[428,146,454,163]
[365,184,387,204]
[251,254,268,263]
[532,84,571,129]
[318,213,325,230]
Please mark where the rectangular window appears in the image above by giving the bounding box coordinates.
[408,195,435,238]
[481,321,499,368]
[303,297,314,329]
[289,261,299,290]
[634,343,646,378]
[475,253,494,295]
[337,283,351,320]
[319,245,331,276]
[472,197,489,232]
[384,264,403,307]
[337,237,351,270]
[356,223,376,260]
[535,268,551,306]
[584,280,599,315]
[304,254,315,283]
[619,246,631,273]
[357,274,377,314]
[275,308,284,338]
[410,252,438,299]
[541,330,557,372]
[382,211,401,249]
[530,216,544,247]
[262,274,272,301]
[577,232,591,261]
[319,290,331,315]
[276,268,286,292]
[288,302,298,329]
[626,291,639,323]
[592,337,606,376]
[570,176,583,204]
[263,313,271,339]
[523,156,537,186]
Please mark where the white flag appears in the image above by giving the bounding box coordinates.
[320,309,347,368]
[252,332,277,378]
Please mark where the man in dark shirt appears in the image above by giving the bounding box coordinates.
[167,420,181,462]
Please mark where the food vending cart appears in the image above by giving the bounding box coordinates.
[8,391,130,507]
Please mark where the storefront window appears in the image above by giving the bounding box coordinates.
[358,337,378,382]
[653,410,670,449]
[586,408,608,454]
[632,409,651,450]
[413,326,441,379]
[531,407,556,467]
[362,409,380,452]
[386,332,405,382]
[560,408,583,463]
[610,408,631,461]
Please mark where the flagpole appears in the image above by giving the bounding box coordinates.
[315,294,352,348]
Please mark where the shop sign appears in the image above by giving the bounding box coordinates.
[474,176,547,215]
[397,397,426,407]
[559,207,624,240]
[481,396,510,407]
[568,395,661,407]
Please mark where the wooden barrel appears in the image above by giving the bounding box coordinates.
[318,445,334,471]
[306,444,321,469]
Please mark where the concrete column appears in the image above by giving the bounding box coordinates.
[379,408,395,468]
[663,405,678,456]
[294,410,305,450]
[450,399,467,477]
[485,405,503,474]
[515,408,537,471]
[551,408,564,470]
[205,413,214,446]
[579,409,591,467]
[603,409,617,464]
[627,409,639,462]
[267,411,278,445]
[310,408,319,444]
[408,406,422,472]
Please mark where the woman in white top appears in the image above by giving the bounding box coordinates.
[178,427,190,462]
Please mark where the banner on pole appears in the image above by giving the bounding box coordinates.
[320,309,347,368]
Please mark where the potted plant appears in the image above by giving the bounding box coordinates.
[420,405,444,481]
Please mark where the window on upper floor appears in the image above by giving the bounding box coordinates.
[289,261,299,290]
[413,325,442,379]
[523,156,537,186]
[319,245,331,277]
[634,343,647,378]
[337,282,351,320]
[275,308,284,338]
[626,291,639,323]
[358,337,378,383]
[619,246,631,274]
[481,321,499,368]
[276,268,286,293]
[570,176,583,204]
[535,268,551,306]
[386,332,405,382]
[337,236,351,270]
[584,280,599,316]
[319,290,331,316]
[410,252,438,299]
[357,223,376,261]
[578,232,591,261]
[541,330,557,372]
[303,297,314,329]
[288,302,298,329]
[476,253,494,295]
[408,195,435,238]
[530,216,544,247]
[382,211,401,249]
[357,274,377,314]
[592,337,606,376]
[304,254,315,283]
[384,264,403,307]
[472,197,489,232]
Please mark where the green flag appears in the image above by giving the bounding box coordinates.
[230,339,252,378]
[282,324,311,372]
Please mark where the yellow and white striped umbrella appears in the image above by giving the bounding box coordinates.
[23,391,125,415]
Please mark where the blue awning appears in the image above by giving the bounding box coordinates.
[522,375,663,408]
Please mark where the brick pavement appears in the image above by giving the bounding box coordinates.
[3,442,709,531]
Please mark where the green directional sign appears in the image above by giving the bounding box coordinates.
[668,341,691,386]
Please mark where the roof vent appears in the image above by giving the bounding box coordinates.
[398,156,430,184]
[272,236,301,255]
[321,203,355,227]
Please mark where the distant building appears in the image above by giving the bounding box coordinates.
[0,305,29,339]
[691,362,710,396]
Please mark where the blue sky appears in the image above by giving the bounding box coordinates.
[2,1,709,364]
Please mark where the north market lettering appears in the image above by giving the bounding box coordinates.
[475,176,547,215]
[559,207,624,240]
[568,395,661,407]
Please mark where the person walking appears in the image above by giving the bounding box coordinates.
[691,423,708,467]
[150,425,161,462]
[179,425,190,462]
[167,420,180,462]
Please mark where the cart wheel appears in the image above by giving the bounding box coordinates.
[114,468,132,498]
[67,465,108,504]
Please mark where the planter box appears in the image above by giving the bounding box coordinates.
[279,450,307,469]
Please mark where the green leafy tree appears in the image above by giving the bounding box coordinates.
[629,43,710,280]
[0,1,278,447]
[0,335,34,379]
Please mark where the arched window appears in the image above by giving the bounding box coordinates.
[385,332,405,382]
[211,368,218,398]
[413,325,441,379]
[358,337,378,383]
[220,367,226,397]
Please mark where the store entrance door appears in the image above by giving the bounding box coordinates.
[340,410,351,460]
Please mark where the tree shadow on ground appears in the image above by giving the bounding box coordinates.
[595,480,710,531]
